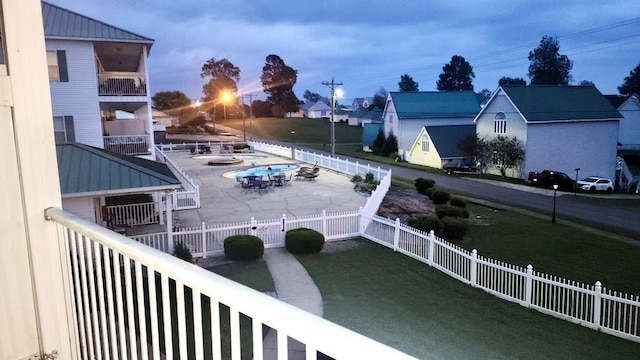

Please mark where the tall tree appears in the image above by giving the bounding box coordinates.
[200,58,240,117]
[398,73,419,92]
[476,89,492,105]
[303,90,322,103]
[527,36,573,85]
[498,77,527,86]
[152,90,191,110]
[436,55,475,91]
[370,87,388,109]
[618,63,640,96]
[261,54,300,113]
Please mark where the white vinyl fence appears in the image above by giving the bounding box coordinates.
[155,146,200,209]
[106,202,161,227]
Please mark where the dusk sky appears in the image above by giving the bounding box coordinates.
[47,0,640,104]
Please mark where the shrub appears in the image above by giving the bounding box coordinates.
[461,209,470,218]
[224,235,264,261]
[407,214,443,235]
[431,190,451,205]
[449,197,467,208]
[173,241,193,263]
[285,228,325,254]
[435,204,464,219]
[425,187,437,199]
[364,172,375,184]
[414,178,436,194]
[442,217,469,240]
[351,174,363,183]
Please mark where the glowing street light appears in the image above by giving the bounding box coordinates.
[552,183,559,223]
[221,91,232,122]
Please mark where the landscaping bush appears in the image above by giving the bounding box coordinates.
[350,174,363,183]
[435,204,464,219]
[173,241,193,263]
[424,187,437,199]
[364,172,375,184]
[431,190,451,205]
[285,228,325,254]
[442,217,469,240]
[414,178,436,194]
[407,214,443,235]
[449,197,467,208]
[224,235,264,261]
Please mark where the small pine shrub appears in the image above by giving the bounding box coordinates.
[442,217,469,240]
[364,172,375,184]
[173,241,193,263]
[414,178,436,194]
[435,204,464,219]
[431,190,451,205]
[449,197,467,208]
[407,214,443,235]
[285,228,325,254]
[224,235,264,261]
[351,174,363,183]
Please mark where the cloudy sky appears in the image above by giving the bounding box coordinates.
[47,0,640,103]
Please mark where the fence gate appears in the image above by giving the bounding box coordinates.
[251,218,286,248]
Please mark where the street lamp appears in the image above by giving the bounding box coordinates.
[290,130,295,144]
[552,183,559,223]
[221,91,232,122]
[574,168,580,195]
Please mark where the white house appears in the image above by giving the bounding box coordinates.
[382,91,481,159]
[307,100,331,118]
[44,1,155,159]
[606,95,640,150]
[352,97,372,110]
[475,85,622,179]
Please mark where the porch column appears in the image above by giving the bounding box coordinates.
[166,190,174,254]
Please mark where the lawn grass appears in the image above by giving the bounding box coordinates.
[297,240,640,360]
[460,203,640,296]
[568,194,640,212]
[207,259,275,293]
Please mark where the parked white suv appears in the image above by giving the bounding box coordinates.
[576,176,614,193]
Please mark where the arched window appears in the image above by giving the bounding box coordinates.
[494,112,507,134]
[421,133,430,152]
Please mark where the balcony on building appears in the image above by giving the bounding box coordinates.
[95,42,148,97]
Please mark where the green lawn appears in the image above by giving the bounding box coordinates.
[207,259,275,293]
[297,240,640,360]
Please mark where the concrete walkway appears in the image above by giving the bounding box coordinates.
[262,248,323,359]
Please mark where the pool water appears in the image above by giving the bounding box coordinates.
[223,164,298,178]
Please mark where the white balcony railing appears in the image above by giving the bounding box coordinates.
[45,207,417,360]
[98,73,147,96]
[104,134,152,155]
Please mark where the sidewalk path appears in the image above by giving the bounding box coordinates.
[262,248,323,359]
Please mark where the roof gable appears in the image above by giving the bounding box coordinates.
[42,1,154,44]
[425,125,476,158]
[501,85,622,122]
[388,91,481,119]
[56,143,180,196]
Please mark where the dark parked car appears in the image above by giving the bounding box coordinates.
[442,159,479,175]
[527,170,575,191]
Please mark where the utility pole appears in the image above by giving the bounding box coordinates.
[244,93,255,140]
[322,78,343,157]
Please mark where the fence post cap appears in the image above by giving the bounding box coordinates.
[526,264,533,270]
[472,249,477,255]
[595,281,602,287]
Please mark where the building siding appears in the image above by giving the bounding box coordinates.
[406,128,443,168]
[476,92,527,143]
[618,97,640,147]
[47,39,102,147]
[62,196,96,223]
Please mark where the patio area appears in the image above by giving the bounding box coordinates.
[163,150,370,227]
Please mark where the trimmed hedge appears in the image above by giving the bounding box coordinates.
[449,197,467,208]
[435,204,464,219]
[414,178,436,195]
[442,217,469,240]
[285,228,325,254]
[407,214,443,235]
[431,190,451,205]
[224,235,264,261]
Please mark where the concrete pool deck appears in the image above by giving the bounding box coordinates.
[164,150,370,227]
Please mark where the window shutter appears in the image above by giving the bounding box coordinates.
[64,116,75,142]
[57,50,68,82]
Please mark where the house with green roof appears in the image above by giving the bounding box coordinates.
[407,125,476,168]
[475,85,622,179]
[382,91,481,159]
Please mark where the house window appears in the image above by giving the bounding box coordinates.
[493,112,507,134]
[421,134,430,152]
[53,116,75,144]
[47,50,68,82]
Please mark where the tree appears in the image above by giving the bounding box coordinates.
[369,87,388,110]
[303,90,322,103]
[488,136,524,177]
[152,90,191,110]
[476,89,492,105]
[261,54,300,114]
[457,135,491,168]
[398,74,419,92]
[498,77,527,86]
[436,55,475,91]
[371,128,385,155]
[382,131,398,157]
[200,58,240,117]
[527,36,573,85]
[618,63,640,96]
[251,100,273,118]
[578,80,595,87]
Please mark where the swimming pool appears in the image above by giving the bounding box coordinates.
[223,164,298,178]
[192,154,266,160]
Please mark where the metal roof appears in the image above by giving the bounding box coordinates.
[56,143,180,197]
[41,1,154,44]
[388,91,481,119]
[501,85,622,122]
[424,125,476,158]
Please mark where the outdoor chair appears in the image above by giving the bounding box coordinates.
[235,176,245,187]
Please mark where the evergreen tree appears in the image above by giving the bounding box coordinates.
[382,131,398,157]
[436,55,475,91]
[398,74,419,92]
[372,128,385,155]
[527,36,573,85]
[618,63,640,96]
